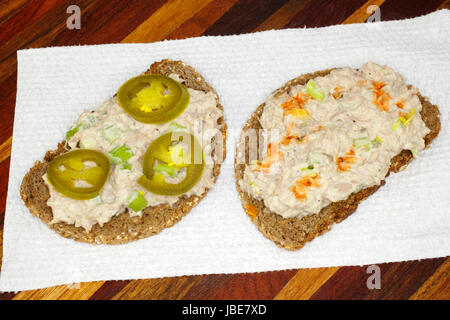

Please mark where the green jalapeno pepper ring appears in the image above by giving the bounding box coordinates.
[117,74,190,124]
[138,132,204,196]
[47,149,111,200]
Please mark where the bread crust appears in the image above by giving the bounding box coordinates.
[20,59,227,244]
[235,68,441,250]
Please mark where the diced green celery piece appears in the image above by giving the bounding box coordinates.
[102,125,122,144]
[403,108,416,126]
[120,162,132,170]
[65,120,91,141]
[109,144,134,164]
[154,163,179,177]
[65,123,81,141]
[410,149,419,158]
[126,191,148,213]
[391,118,402,131]
[374,136,383,144]
[301,164,314,171]
[305,80,325,102]
[80,139,96,149]
[353,137,371,150]
[167,122,187,132]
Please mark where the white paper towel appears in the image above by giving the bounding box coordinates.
[1,10,450,292]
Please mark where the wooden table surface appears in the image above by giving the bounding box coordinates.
[0,0,449,300]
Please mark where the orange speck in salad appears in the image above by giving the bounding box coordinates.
[281,133,308,146]
[291,173,321,202]
[395,100,405,109]
[281,93,311,118]
[332,86,343,99]
[245,204,258,220]
[336,148,357,172]
[398,110,408,118]
[254,142,282,173]
[358,80,368,87]
[371,81,391,112]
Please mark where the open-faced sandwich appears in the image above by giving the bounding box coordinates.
[235,62,440,250]
[21,59,226,244]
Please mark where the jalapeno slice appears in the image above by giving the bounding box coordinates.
[138,132,204,196]
[47,149,111,200]
[117,74,190,124]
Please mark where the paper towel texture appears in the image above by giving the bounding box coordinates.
[1,10,449,291]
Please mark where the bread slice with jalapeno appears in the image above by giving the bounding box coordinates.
[235,62,440,250]
[20,59,227,244]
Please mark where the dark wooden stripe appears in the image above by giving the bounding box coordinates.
[183,270,298,300]
[179,274,233,300]
[48,0,167,46]
[439,0,450,10]
[378,0,446,21]
[0,0,59,43]
[0,291,15,300]
[0,72,17,146]
[166,0,239,40]
[203,0,291,36]
[309,258,446,300]
[286,0,367,28]
[0,0,95,63]
[88,280,132,300]
[0,0,28,25]
[0,157,11,230]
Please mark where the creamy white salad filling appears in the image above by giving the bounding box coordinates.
[238,62,430,219]
[45,74,222,231]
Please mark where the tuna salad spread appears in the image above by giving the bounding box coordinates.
[44,73,223,231]
[238,62,430,219]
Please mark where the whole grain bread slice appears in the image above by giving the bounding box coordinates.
[235,68,441,250]
[20,59,227,244]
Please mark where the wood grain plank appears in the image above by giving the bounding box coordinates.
[12,281,104,300]
[342,0,386,24]
[193,270,298,300]
[203,0,291,36]
[122,0,214,43]
[88,280,132,300]
[438,0,450,9]
[253,0,310,32]
[409,258,450,300]
[180,274,233,300]
[377,0,446,21]
[0,137,12,164]
[112,276,200,300]
[0,0,96,82]
[0,157,11,227]
[0,0,61,43]
[274,267,339,300]
[0,0,28,24]
[0,72,16,145]
[309,258,446,299]
[166,0,239,40]
[48,0,167,45]
[286,0,368,28]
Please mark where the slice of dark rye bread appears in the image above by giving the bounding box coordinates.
[20,59,227,245]
[235,68,441,251]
